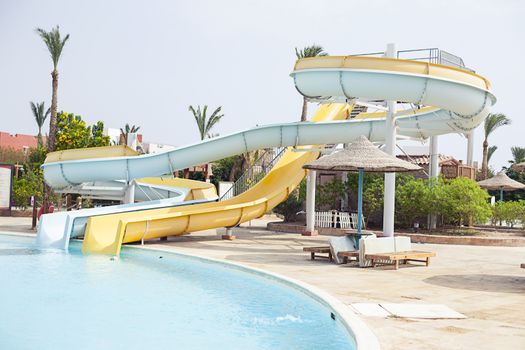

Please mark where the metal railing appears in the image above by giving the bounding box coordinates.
[349,47,473,72]
[219,147,286,201]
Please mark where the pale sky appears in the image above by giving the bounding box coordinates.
[1,0,523,170]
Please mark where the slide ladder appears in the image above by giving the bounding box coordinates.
[220,147,286,201]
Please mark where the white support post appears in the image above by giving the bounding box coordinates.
[221,227,236,240]
[429,136,439,229]
[466,131,474,166]
[304,169,318,236]
[429,136,439,178]
[382,43,397,237]
[123,180,135,204]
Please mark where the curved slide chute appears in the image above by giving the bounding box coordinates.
[36,177,218,249]
[40,56,494,255]
[81,104,352,254]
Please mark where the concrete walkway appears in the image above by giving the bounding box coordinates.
[2,216,524,349]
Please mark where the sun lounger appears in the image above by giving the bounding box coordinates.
[366,250,436,270]
[337,250,360,263]
[303,246,332,261]
[359,236,435,269]
[330,233,376,264]
[303,233,376,264]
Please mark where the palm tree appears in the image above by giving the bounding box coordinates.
[119,124,141,145]
[481,113,510,179]
[295,45,328,122]
[487,145,497,164]
[510,146,525,165]
[30,101,50,146]
[188,105,223,181]
[35,26,70,152]
[188,105,223,140]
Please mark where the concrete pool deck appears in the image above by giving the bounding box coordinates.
[2,215,524,349]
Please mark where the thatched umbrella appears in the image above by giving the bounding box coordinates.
[303,135,421,238]
[477,171,525,201]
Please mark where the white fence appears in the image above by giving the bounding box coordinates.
[314,211,365,230]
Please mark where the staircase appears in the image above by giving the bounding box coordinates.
[219,105,365,201]
[349,104,368,119]
[220,147,286,201]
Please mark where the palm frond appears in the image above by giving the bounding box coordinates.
[30,101,49,128]
[189,104,223,140]
[35,25,70,69]
[487,145,497,163]
[205,106,223,137]
[295,44,328,59]
[510,146,525,164]
[483,113,510,140]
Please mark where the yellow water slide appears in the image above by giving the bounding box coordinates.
[82,103,351,255]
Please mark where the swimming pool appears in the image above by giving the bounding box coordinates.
[0,234,357,349]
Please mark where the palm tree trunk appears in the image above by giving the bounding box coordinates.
[37,129,42,146]
[48,69,59,152]
[43,70,58,214]
[481,139,489,180]
[300,97,308,122]
[229,157,242,182]
[203,163,209,182]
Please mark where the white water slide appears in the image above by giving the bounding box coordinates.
[36,197,211,250]
[39,52,495,252]
[43,58,494,188]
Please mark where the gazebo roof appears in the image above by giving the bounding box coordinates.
[477,171,525,191]
[303,135,422,173]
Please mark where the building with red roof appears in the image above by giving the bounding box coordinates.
[0,132,40,153]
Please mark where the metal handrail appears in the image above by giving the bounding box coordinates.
[219,147,286,201]
[349,47,473,72]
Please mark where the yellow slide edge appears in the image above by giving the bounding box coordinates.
[294,55,491,90]
[45,145,139,163]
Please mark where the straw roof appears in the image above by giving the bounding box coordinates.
[477,171,525,191]
[303,135,422,173]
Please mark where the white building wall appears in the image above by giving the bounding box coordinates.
[143,142,176,154]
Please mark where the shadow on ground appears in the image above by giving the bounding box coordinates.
[223,253,338,266]
[424,274,525,293]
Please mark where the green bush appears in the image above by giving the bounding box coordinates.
[55,111,110,151]
[354,175,491,229]
[434,177,491,226]
[316,179,346,210]
[395,177,432,228]
[273,189,303,222]
[492,201,524,227]
[273,179,308,222]
[13,170,43,210]
[273,172,494,229]
[361,175,384,226]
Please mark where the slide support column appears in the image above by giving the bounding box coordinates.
[304,169,318,236]
[466,131,474,166]
[429,136,439,230]
[383,43,397,237]
[123,181,135,204]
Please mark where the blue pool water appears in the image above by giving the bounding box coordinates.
[0,234,355,349]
